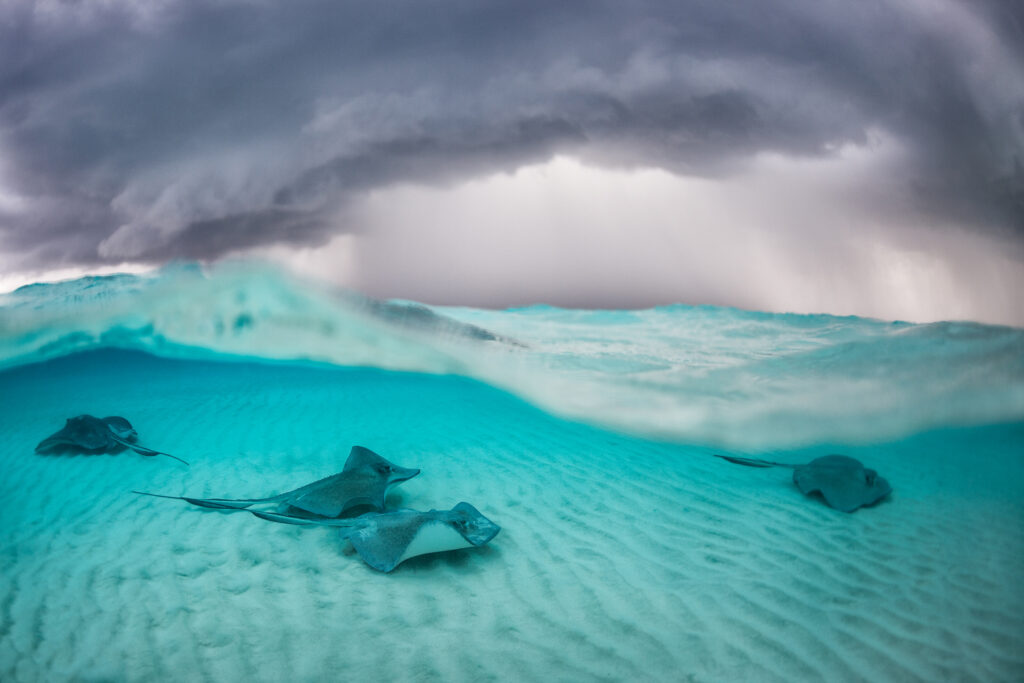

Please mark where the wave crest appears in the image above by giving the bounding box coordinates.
[3,262,1023,448]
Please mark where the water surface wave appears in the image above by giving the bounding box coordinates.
[3,262,1022,448]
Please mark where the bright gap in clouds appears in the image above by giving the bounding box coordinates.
[257,140,1024,326]
[4,139,1018,327]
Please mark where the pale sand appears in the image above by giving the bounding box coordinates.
[0,351,1022,682]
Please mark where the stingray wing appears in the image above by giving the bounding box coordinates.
[793,456,892,512]
[36,416,113,453]
[349,504,501,573]
[792,468,854,512]
[808,472,892,513]
[35,428,78,453]
[284,471,388,517]
[348,511,428,572]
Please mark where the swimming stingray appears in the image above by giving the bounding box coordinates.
[35,414,188,466]
[251,502,501,572]
[715,454,892,512]
[135,446,419,518]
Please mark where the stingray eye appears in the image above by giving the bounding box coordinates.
[865,470,877,485]
[377,464,391,474]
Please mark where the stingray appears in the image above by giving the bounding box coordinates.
[715,454,892,512]
[252,502,501,572]
[35,414,188,466]
[135,446,419,518]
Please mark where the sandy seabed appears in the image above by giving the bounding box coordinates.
[1,350,1022,682]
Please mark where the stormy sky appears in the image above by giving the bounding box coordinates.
[1,0,1022,323]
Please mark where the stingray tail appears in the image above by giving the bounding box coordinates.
[251,510,318,526]
[132,490,263,510]
[714,454,794,469]
[112,436,189,466]
[251,510,365,529]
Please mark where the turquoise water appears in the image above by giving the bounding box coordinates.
[1,265,1023,681]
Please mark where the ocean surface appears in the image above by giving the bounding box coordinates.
[1,263,1022,681]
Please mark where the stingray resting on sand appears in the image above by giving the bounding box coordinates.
[715,454,892,512]
[252,502,501,572]
[135,446,419,519]
[35,415,188,465]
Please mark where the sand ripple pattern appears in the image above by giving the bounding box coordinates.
[1,350,1022,682]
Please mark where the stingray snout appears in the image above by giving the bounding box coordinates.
[102,416,138,441]
[451,502,501,546]
[388,465,421,484]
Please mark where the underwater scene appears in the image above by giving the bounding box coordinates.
[1,263,1023,682]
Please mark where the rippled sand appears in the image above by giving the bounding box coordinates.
[1,350,1022,682]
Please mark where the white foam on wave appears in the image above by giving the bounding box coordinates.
[2,261,1022,449]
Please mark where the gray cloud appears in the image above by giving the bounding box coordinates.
[0,0,1021,271]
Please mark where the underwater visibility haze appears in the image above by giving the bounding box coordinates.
[1,263,1023,681]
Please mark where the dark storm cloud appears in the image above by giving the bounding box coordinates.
[0,0,1021,268]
